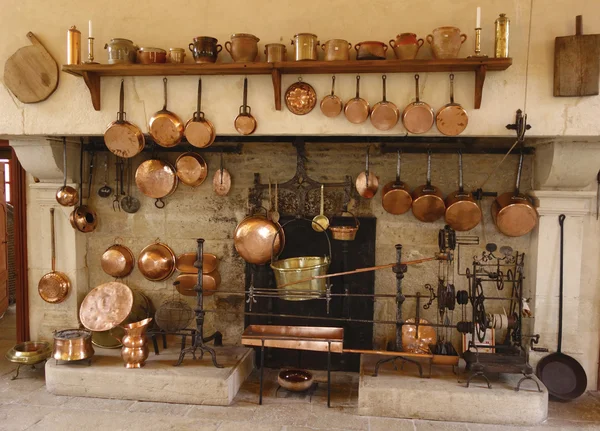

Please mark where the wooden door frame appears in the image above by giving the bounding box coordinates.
[0,141,28,342]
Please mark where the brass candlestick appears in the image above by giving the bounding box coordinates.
[85,37,98,64]
[469,28,488,58]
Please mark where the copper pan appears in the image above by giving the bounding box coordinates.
[38,208,70,304]
[137,241,176,281]
[175,271,220,296]
[69,205,98,233]
[234,78,257,135]
[101,241,135,278]
[175,152,208,187]
[344,76,370,124]
[135,158,178,208]
[370,75,399,131]
[55,137,78,207]
[213,153,231,196]
[176,252,219,274]
[402,74,434,134]
[382,151,412,215]
[445,152,481,231]
[184,78,215,148]
[149,78,184,148]
[411,152,445,222]
[492,152,538,237]
[436,74,468,136]
[233,208,285,264]
[104,80,145,158]
[320,76,343,118]
[355,147,379,199]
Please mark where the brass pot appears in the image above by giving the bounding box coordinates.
[138,242,176,281]
[101,243,135,278]
[53,329,94,361]
[69,205,98,233]
[225,33,260,62]
[355,41,388,60]
[321,39,352,61]
[189,36,222,63]
[5,341,51,365]
[137,47,166,64]
[233,211,284,265]
[264,43,286,62]
[291,33,319,61]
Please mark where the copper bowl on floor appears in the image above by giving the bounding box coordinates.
[278,369,314,392]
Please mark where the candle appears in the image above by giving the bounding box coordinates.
[88,20,93,38]
[476,7,481,28]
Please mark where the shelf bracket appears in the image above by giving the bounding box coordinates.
[82,71,101,111]
[271,68,282,111]
[473,65,487,109]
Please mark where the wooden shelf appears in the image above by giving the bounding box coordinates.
[62,58,512,111]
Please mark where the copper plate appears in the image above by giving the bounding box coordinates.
[135,159,178,199]
[138,242,176,281]
[175,152,208,187]
[176,253,219,274]
[79,281,134,332]
[285,81,317,115]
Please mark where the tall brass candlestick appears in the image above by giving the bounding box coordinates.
[474,27,482,56]
[85,37,98,64]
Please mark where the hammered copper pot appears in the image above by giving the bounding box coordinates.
[321,39,352,61]
[225,33,260,62]
[53,329,94,361]
[426,27,467,59]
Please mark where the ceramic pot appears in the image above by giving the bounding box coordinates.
[104,38,137,64]
[355,41,388,60]
[121,317,152,368]
[225,33,260,62]
[189,37,222,63]
[137,47,166,64]
[168,48,186,63]
[426,27,467,59]
[321,39,352,61]
[291,33,319,61]
[264,43,286,62]
[389,33,424,60]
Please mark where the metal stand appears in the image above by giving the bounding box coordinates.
[175,238,223,368]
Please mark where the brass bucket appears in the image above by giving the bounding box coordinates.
[270,218,331,301]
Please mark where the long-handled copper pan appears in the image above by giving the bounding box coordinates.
[213,152,231,196]
[355,146,379,199]
[38,208,70,304]
[492,151,538,237]
[370,75,399,131]
[149,77,184,147]
[344,76,370,124]
[104,80,145,158]
[445,152,481,231]
[382,151,412,215]
[234,78,257,135]
[320,76,343,118]
[436,74,468,136]
[184,78,215,148]
[411,151,445,222]
[402,74,434,134]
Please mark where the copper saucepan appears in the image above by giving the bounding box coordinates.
[135,158,178,208]
[213,153,232,196]
[149,77,184,148]
[137,241,176,281]
[101,241,135,278]
[411,151,445,222]
[234,78,257,135]
[445,152,481,231]
[175,152,208,187]
[104,80,145,158]
[370,75,399,131]
[185,78,215,148]
[492,151,538,237]
[233,208,285,265]
[402,74,434,134]
[55,137,78,207]
[355,146,379,199]
[436,74,468,136]
[382,151,412,215]
[344,76,370,124]
[320,76,343,118]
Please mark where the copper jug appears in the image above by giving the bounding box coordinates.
[121,317,152,368]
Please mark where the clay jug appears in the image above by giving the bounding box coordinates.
[389,33,424,60]
[426,27,467,59]
[121,317,152,368]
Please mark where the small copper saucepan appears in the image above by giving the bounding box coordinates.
[101,241,135,278]
[149,78,184,148]
[344,76,370,124]
[436,74,468,136]
[104,80,145,158]
[402,74,434,134]
[320,76,343,118]
[234,78,257,135]
[370,75,399,131]
[184,78,215,148]
[411,151,445,222]
[355,146,379,199]
[382,151,412,215]
[444,152,481,231]
[56,137,78,207]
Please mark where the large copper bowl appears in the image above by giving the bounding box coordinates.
[101,244,135,278]
[233,214,284,265]
[137,242,176,281]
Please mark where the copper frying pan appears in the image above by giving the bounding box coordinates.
[344,76,370,124]
[175,152,208,187]
[213,153,231,196]
[370,75,399,131]
[320,76,343,118]
[38,208,70,304]
[234,78,257,135]
[355,146,379,199]
[444,152,481,231]
[149,78,184,147]
[411,151,445,222]
[135,158,178,208]
[184,78,215,148]
[402,74,434,134]
[104,80,145,158]
[382,151,412,215]
[436,74,468,136]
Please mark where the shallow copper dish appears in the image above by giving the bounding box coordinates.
[175,152,208,187]
[285,81,317,115]
[176,253,219,274]
[101,243,135,278]
[137,242,176,281]
[278,369,314,392]
[79,281,134,332]
[175,271,220,296]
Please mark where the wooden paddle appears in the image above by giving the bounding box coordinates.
[554,16,600,97]
[4,32,58,103]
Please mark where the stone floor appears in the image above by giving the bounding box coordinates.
[1,306,600,430]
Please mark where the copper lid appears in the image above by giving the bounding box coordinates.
[79,282,134,332]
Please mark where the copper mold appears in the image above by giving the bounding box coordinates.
[285,81,317,115]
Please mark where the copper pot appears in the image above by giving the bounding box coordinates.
[101,243,135,278]
[426,27,467,59]
[291,33,319,61]
[321,39,352,61]
[69,205,98,233]
[389,33,424,60]
[411,152,445,222]
[382,151,412,215]
[137,242,176,281]
[189,36,222,63]
[444,152,481,231]
[234,209,285,265]
[225,33,260,62]
[264,43,286,62]
[355,41,388,60]
[137,47,166,64]
[53,329,94,361]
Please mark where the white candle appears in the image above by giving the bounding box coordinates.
[476,7,481,28]
[88,20,93,38]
